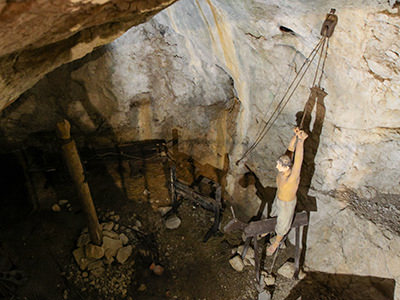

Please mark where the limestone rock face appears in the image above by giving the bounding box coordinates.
[1,1,400,297]
[305,193,400,299]
[160,0,400,196]
[1,17,238,168]
[0,0,178,110]
[5,0,398,196]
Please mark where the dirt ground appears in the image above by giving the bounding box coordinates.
[0,152,394,300]
[0,153,262,300]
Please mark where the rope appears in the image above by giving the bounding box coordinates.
[252,42,323,147]
[318,38,330,87]
[236,38,324,165]
[299,37,330,129]
[235,37,325,165]
[312,37,326,87]
[252,50,302,143]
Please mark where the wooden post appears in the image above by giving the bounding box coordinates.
[294,226,301,279]
[56,119,102,245]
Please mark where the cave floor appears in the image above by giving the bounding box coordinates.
[0,153,384,300]
[0,156,262,300]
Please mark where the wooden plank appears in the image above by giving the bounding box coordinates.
[223,218,247,233]
[294,226,301,279]
[244,211,308,238]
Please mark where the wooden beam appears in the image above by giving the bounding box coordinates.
[244,211,308,238]
[56,119,102,246]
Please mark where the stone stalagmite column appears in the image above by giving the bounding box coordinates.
[56,119,102,245]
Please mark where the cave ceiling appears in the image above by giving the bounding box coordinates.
[0,0,177,111]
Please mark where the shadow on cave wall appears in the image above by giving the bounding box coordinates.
[284,271,395,300]
[296,86,327,213]
[240,86,326,218]
[295,87,327,268]
[238,166,276,221]
[236,87,327,275]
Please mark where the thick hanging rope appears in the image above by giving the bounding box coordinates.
[236,37,327,166]
[235,9,338,166]
[250,38,324,151]
[236,38,324,164]
[318,38,329,87]
[251,51,302,146]
[299,37,329,129]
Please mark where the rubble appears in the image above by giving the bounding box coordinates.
[119,233,129,245]
[77,233,90,248]
[102,221,114,231]
[58,200,69,206]
[116,246,133,264]
[67,211,136,298]
[158,206,172,216]
[257,290,271,300]
[237,245,255,266]
[261,272,275,286]
[85,244,104,259]
[102,236,123,256]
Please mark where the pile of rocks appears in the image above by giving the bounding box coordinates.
[229,245,256,272]
[229,245,276,289]
[66,211,137,299]
[229,244,308,287]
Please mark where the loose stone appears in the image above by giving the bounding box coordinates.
[229,255,244,272]
[165,215,181,229]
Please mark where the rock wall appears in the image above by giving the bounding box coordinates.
[0,0,178,111]
[155,1,400,297]
[1,0,400,298]
[4,0,399,200]
[0,18,238,169]
[305,192,400,299]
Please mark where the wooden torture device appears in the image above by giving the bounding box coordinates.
[235,8,338,166]
[224,209,308,283]
[168,166,222,242]
[228,9,338,286]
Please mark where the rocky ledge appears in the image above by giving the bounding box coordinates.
[0,0,177,111]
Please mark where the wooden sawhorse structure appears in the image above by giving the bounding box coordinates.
[224,211,309,283]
